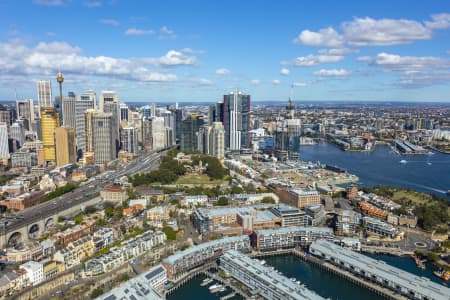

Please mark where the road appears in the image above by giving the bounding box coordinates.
[0,151,163,235]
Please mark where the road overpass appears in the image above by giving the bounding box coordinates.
[0,151,162,249]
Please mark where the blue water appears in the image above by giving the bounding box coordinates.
[300,143,450,199]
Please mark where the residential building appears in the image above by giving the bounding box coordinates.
[10,122,25,148]
[147,206,171,228]
[398,215,417,228]
[209,121,225,159]
[276,188,321,209]
[363,217,398,238]
[219,90,251,150]
[251,226,334,251]
[220,250,324,300]
[269,205,311,227]
[53,236,95,269]
[121,126,138,153]
[40,107,60,163]
[152,117,166,150]
[335,210,361,236]
[96,264,166,300]
[3,241,43,263]
[162,235,251,280]
[75,91,96,155]
[20,261,44,286]
[100,185,128,204]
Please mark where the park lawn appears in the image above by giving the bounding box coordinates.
[391,189,432,206]
[175,173,223,184]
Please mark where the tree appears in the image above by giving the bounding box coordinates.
[261,197,275,204]
[214,197,229,206]
[163,226,177,241]
[90,288,103,299]
[74,213,83,225]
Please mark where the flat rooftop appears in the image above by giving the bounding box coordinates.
[221,250,324,300]
[311,240,450,300]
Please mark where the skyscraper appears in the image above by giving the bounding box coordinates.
[151,117,166,150]
[173,107,182,143]
[62,93,77,129]
[37,80,53,108]
[55,127,76,166]
[16,99,34,130]
[180,114,204,152]
[119,102,129,123]
[76,91,96,156]
[142,118,152,150]
[209,122,225,159]
[92,112,116,164]
[220,90,251,151]
[100,91,120,155]
[84,109,96,153]
[10,122,25,148]
[40,107,60,163]
[0,123,9,160]
[121,127,138,154]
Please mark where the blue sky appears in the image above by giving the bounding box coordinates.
[0,0,450,102]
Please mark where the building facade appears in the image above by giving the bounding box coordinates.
[40,107,60,163]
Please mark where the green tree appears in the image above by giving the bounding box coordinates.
[214,196,229,206]
[90,287,103,299]
[74,213,83,224]
[261,197,275,204]
[163,226,177,241]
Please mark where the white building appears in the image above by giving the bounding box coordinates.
[152,117,166,150]
[37,80,52,108]
[0,123,9,159]
[20,261,44,286]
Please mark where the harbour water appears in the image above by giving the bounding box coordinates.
[300,143,450,200]
[168,254,448,300]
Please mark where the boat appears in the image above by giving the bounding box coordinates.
[201,278,213,286]
[400,160,407,164]
[433,269,450,281]
[209,284,222,290]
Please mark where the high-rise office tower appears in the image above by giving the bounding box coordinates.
[151,117,166,150]
[220,90,251,150]
[161,110,175,146]
[100,91,120,154]
[37,80,53,108]
[75,91,96,156]
[119,102,129,123]
[84,109,96,153]
[142,105,152,119]
[16,99,34,130]
[173,107,182,143]
[92,112,115,164]
[40,107,60,163]
[0,106,12,126]
[180,114,204,152]
[62,92,77,129]
[121,127,138,154]
[0,123,9,160]
[142,118,152,149]
[10,122,25,148]
[274,98,301,161]
[151,103,157,118]
[209,122,225,159]
[55,127,76,166]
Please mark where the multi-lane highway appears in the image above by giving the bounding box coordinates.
[0,150,163,238]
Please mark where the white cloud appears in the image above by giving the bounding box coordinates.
[215,68,230,76]
[192,78,213,86]
[342,17,432,46]
[180,48,205,54]
[318,48,359,56]
[314,69,351,76]
[251,79,260,85]
[99,19,120,26]
[272,79,281,85]
[139,50,197,67]
[280,68,290,76]
[32,0,65,6]
[292,82,307,87]
[293,27,344,47]
[399,70,450,88]
[282,53,344,67]
[125,28,155,36]
[84,1,102,7]
[366,52,450,71]
[0,41,192,84]
[159,26,176,39]
[356,56,372,62]
[425,13,450,29]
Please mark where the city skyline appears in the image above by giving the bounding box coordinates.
[0,1,450,102]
